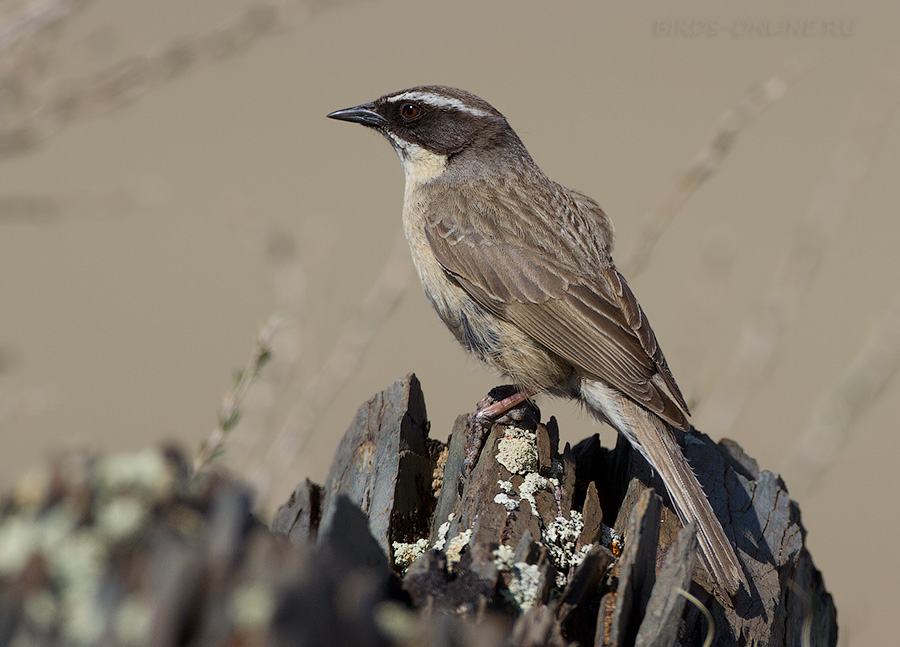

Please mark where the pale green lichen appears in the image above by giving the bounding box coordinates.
[53,530,107,593]
[230,583,276,628]
[0,516,38,575]
[114,598,154,646]
[0,492,113,645]
[432,514,454,551]
[374,601,418,643]
[543,512,585,588]
[493,492,519,510]
[0,507,79,575]
[493,544,515,564]
[94,450,176,497]
[392,538,428,573]
[62,576,105,645]
[95,496,149,540]
[493,545,542,612]
[495,479,519,511]
[444,529,472,570]
[58,531,109,645]
[517,472,557,516]
[508,563,542,611]
[23,591,58,630]
[495,428,539,475]
[601,524,623,553]
[571,543,595,571]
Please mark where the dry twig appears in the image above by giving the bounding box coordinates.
[0,0,373,159]
[700,81,899,435]
[0,0,87,51]
[785,292,900,494]
[247,233,412,505]
[193,316,278,473]
[621,57,812,278]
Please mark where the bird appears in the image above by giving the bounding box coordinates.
[327,85,745,595]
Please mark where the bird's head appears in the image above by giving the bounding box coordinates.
[327,85,526,185]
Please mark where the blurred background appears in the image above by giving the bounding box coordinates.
[0,0,897,643]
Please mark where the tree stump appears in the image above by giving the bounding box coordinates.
[0,374,837,646]
[274,374,837,646]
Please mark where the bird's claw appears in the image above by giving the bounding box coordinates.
[458,385,538,492]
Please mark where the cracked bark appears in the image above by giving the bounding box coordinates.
[0,374,837,647]
[277,375,837,646]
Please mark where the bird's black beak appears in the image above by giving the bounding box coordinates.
[327,102,386,128]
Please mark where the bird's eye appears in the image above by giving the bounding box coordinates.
[400,103,421,120]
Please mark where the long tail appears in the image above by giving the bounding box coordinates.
[582,382,746,596]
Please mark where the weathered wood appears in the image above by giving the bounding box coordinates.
[0,375,838,647]
[578,481,605,549]
[509,606,568,647]
[318,493,389,572]
[634,522,697,647]
[557,545,615,639]
[271,477,322,543]
[428,413,467,543]
[319,373,434,560]
[599,489,662,647]
[0,449,397,647]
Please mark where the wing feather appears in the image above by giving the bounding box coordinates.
[424,184,691,430]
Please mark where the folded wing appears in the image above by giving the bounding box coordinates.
[424,190,691,430]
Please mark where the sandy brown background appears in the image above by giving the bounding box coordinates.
[1,0,897,643]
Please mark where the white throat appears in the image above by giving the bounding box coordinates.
[385,132,448,188]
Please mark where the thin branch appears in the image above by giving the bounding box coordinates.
[699,80,900,436]
[785,292,900,495]
[620,57,813,278]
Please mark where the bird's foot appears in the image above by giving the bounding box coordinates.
[459,385,538,492]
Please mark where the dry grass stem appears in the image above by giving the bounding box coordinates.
[248,233,412,505]
[676,587,713,647]
[0,179,170,224]
[222,224,313,472]
[785,292,900,494]
[0,0,87,51]
[193,315,278,473]
[0,0,373,159]
[700,81,899,435]
[786,581,816,647]
[620,57,813,278]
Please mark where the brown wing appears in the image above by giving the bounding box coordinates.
[424,188,691,430]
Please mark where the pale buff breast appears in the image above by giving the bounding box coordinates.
[402,175,573,394]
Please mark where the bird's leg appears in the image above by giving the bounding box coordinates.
[459,385,537,490]
[474,389,535,420]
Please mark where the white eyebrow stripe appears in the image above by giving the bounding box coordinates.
[385,91,493,118]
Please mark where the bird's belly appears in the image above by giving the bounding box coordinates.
[402,187,571,392]
[407,234,570,391]
[435,284,570,391]
[428,285,503,363]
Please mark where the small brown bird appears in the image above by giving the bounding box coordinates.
[328,86,745,595]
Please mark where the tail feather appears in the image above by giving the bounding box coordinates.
[637,406,746,595]
[581,380,746,596]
